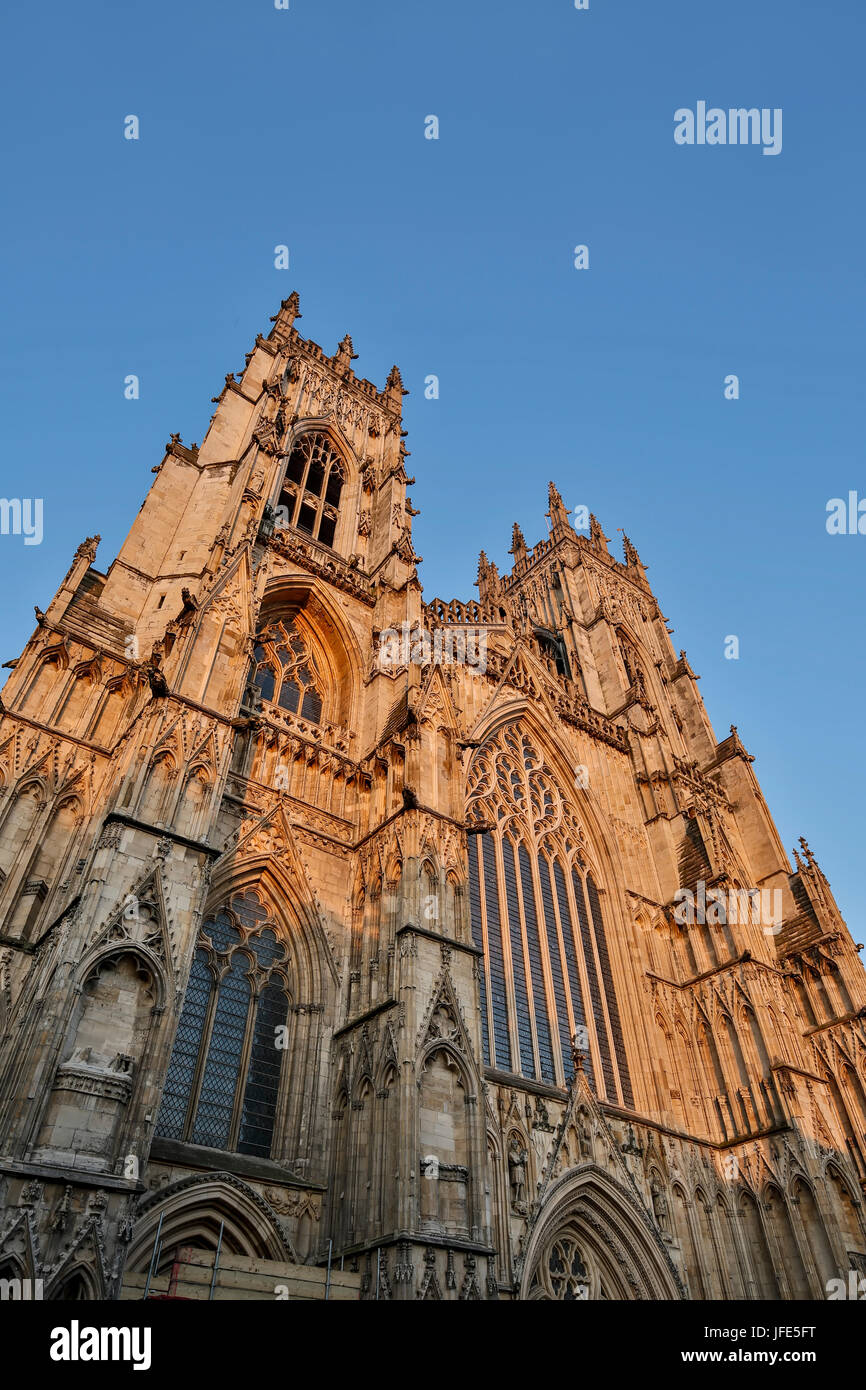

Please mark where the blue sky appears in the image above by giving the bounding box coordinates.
[1,0,863,933]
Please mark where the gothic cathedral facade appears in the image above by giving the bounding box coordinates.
[1,296,864,1301]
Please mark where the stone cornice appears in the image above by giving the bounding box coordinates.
[268,528,376,606]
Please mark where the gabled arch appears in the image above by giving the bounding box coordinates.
[47,1263,100,1301]
[126,1173,296,1273]
[256,575,364,731]
[74,940,167,1013]
[521,1163,683,1300]
[207,850,338,997]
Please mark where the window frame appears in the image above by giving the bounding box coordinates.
[251,617,325,724]
[155,906,292,1158]
[278,432,345,548]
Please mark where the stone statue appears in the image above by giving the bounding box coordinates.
[508,1137,528,1212]
[651,1178,669,1234]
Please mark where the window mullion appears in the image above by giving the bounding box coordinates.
[228,976,258,1151]
[494,833,522,1074]
[183,956,220,1142]
[512,839,541,1081]
[314,466,329,540]
[294,456,310,525]
[473,833,494,1068]
[564,869,606,1093]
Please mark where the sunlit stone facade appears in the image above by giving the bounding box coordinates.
[1,296,864,1300]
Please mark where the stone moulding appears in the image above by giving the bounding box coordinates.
[51,1066,133,1105]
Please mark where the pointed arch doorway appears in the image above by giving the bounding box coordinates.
[520,1165,684,1300]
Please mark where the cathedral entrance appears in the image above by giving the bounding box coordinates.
[520,1166,683,1301]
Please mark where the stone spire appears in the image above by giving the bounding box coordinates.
[546,482,571,537]
[622,534,640,566]
[383,365,408,412]
[621,532,649,585]
[269,290,301,339]
[588,512,610,554]
[476,550,502,602]
[509,523,528,564]
[334,334,358,374]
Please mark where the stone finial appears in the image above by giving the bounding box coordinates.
[270,291,301,334]
[571,1034,587,1074]
[383,365,408,411]
[476,550,502,602]
[334,334,358,373]
[546,481,571,534]
[509,523,528,562]
[589,513,610,553]
[73,535,101,566]
[728,724,755,763]
[798,836,816,866]
[622,533,642,568]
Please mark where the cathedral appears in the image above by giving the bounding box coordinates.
[1,294,864,1302]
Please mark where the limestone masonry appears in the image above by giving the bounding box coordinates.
[1,295,863,1300]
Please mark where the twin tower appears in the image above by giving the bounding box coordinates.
[0,295,864,1301]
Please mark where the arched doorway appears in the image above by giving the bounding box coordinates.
[520,1164,683,1300]
[125,1174,295,1279]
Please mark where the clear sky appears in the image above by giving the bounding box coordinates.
[1,0,863,936]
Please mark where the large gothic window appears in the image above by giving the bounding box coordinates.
[466,724,633,1105]
[155,894,290,1158]
[278,432,345,548]
[251,617,324,724]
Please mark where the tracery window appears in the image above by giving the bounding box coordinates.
[548,1237,590,1300]
[530,1231,611,1300]
[155,894,290,1158]
[466,723,633,1105]
[278,432,345,547]
[251,617,323,724]
[534,627,571,680]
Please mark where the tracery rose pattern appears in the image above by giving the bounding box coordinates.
[467,726,564,844]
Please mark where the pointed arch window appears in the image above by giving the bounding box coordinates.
[251,617,324,723]
[155,896,291,1158]
[278,432,345,548]
[466,723,632,1103]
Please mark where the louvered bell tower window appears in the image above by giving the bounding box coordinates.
[278,432,344,548]
[155,895,291,1158]
[466,723,633,1104]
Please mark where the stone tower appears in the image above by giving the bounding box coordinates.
[0,296,864,1300]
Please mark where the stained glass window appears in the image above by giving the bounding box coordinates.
[155,950,212,1140]
[251,617,324,724]
[519,845,555,1084]
[503,839,536,1077]
[239,981,290,1157]
[155,896,291,1156]
[482,833,512,1071]
[468,838,490,1066]
[548,1237,589,1300]
[586,875,634,1107]
[466,722,632,1102]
